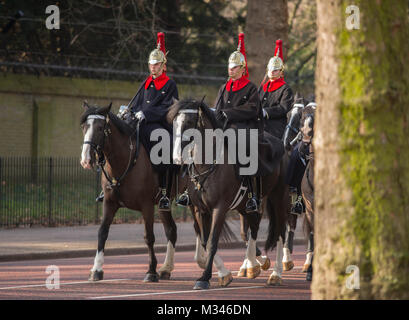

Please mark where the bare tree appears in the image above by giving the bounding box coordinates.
[245,0,289,85]
[313,0,409,299]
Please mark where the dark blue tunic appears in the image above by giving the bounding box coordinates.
[128,77,179,172]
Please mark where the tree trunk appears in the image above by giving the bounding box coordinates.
[313,0,409,299]
[245,0,289,85]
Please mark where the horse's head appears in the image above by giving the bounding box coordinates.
[80,101,112,169]
[283,93,306,151]
[299,102,316,156]
[166,97,212,165]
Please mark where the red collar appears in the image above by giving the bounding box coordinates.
[226,76,250,92]
[262,78,286,92]
[144,73,169,90]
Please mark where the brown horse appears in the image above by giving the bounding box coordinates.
[80,101,186,282]
[167,98,288,289]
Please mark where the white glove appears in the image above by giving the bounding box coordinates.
[262,108,269,119]
[134,111,145,122]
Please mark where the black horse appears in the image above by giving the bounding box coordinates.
[80,101,186,282]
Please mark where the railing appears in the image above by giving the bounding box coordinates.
[0,157,189,228]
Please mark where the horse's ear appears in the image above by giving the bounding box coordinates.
[83,100,89,109]
[107,102,112,111]
[172,97,179,105]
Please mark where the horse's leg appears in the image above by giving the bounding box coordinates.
[267,236,284,286]
[237,213,249,277]
[142,205,159,282]
[89,199,119,281]
[283,214,297,271]
[302,231,314,273]
[192,207,207,269]
[254,212,271,271]
[244,212,263,279]
[193,208,227,290]
[157,209,177,280]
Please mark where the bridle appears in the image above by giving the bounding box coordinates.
[82,113,139,193]
[176,105,217,192]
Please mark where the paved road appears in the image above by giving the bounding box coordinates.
[0,245,311,300]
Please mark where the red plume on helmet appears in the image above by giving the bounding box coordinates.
[238,33,249,78]
[157,32,166,55]
[274,39,283,62]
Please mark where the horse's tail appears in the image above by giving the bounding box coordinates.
[220,218,238,243]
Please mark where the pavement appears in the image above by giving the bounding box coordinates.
[0,216,306,262]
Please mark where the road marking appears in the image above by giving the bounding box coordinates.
[89,285,265,299]
[0,278,132,290]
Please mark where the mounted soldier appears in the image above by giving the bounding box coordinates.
[214,33,283,213]
[259,39,294,140]
[97,32,179,210]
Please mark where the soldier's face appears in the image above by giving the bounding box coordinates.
[268,69,281,80]
[228,65,244,80]
[149,62,163,78]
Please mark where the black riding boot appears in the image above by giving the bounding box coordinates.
[158,169,171,210]
[96,190,104,202]
[245,177,259,213]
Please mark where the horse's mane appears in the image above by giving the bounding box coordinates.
[80,105,135,137]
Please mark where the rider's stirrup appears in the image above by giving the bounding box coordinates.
[96,190,104,203]
[176,190,190,207]
[291,195,304,214]
[158,188,170,210]
[245,192,259,213]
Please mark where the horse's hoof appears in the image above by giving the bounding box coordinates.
[143,273,159,283]
[193,280,210,290]
[237,268,247,277]
[306,272,313,281]
[302,264,310,273]
[159,271,171,280]
[88,270,104,281]
[247,265,261,279]
[218,273,233,287]
[283,261,294,271]
[267,274,282,286]
[260,257,271,271]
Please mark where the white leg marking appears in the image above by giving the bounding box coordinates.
[213,254,230,278]
[240,258,248,270]
[91,250,104,272]
[305,252,313,265]
[272,237,284,278]
[158,241,175,273]
[246,237,258,268]
[193,236,207,269]
[282,247,292,262]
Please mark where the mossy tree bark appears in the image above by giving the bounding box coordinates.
[313,0,409,299]
[245,0,289,85]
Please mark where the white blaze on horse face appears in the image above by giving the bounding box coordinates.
[80,118,95,169]
[172,113,185,165]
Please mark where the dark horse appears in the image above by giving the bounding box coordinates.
[299,104,315,281]
[167,98,288,289]
[282,99,316,278]
[80,101,186,282]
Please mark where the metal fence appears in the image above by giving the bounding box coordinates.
[0,157,187,228]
